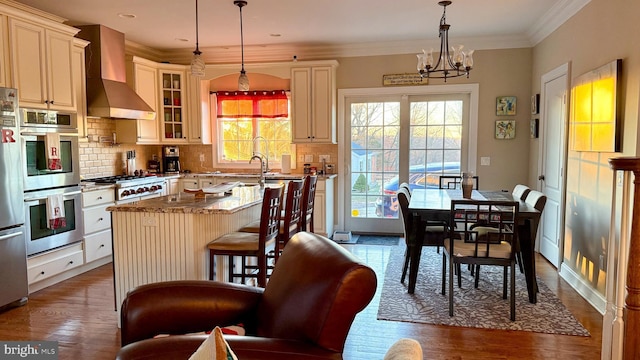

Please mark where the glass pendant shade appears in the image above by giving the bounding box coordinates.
[238,70,249,91]
[190,51,205,77]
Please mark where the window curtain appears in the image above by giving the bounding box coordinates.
[216,90,289,118]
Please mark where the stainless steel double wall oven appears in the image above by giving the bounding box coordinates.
[20,109,83,256]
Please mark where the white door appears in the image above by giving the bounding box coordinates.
[538,63,570,268]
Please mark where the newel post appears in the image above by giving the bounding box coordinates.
[608,157,640,360]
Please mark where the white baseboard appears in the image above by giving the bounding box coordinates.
[559,262,606,315]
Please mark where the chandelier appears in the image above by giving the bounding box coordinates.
[235,0,249,91]
[190,0,205,77]
[416,1,473,82]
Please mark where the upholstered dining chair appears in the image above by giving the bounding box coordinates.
[439,175,479,190]
[512,184,531,201]
[397,187,447,285]
[207,186,283,287]
[442,199,520,321]
[300,175,318,232]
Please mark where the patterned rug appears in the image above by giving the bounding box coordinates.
[377,245,590,336]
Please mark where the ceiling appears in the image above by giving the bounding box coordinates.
[13,0,590,63]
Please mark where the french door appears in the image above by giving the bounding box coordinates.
[339,85,478,234]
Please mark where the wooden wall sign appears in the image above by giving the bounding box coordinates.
[382,73,427,86]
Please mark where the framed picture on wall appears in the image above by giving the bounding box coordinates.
[531,94,540,115]
[496,96,517,116]
[495,120,516,139]
[530,118,539,138]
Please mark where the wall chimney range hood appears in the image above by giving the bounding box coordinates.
[76,25,156,120]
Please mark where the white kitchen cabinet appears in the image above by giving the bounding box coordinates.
[290,63,338,143]
[314,177,334,237]
[179,178,199,192]
[118,56,160,144]
[82,188,114,263]
[0,15,9,88]
[199,178,215,188]
[72,38,89,140]
[186,75,211,144]
[166,178,180,195]
[9,18,76,111]
[28,242,84,284]
[159,66,188,143]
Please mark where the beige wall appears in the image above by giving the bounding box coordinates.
[530,0,640,294]
[336,48,533,191]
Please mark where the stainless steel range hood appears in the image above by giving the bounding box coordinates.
[76,25,155,120]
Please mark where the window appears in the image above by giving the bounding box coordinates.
[213,90,295,168]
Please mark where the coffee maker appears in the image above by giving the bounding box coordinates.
[163,146,180,173]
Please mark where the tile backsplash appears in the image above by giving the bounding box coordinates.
[79,118,338,179]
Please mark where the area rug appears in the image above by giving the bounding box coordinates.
[377,245,590,336]
[356,235,400,246]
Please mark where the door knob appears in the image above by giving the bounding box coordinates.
[538,175,545,181]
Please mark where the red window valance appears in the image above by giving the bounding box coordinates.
[216,90,289,118]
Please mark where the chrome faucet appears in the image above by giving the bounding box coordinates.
[252,136,270,173]
[250,155,265,188]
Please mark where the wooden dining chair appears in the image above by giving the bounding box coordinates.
[442,199,520,321]
[300,175,318,232]
[397,187,447,285]
[439,175,479,190]
[275,180,305,261]
[207,186,283,287]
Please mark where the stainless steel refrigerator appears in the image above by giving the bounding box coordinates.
[0,87,28,309]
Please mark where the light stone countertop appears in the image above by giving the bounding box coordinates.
[106,188,264,214]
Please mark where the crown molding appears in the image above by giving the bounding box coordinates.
[149,34,533,66]
[528,0,591,45]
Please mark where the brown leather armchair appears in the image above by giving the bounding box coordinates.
[117,232,377,360]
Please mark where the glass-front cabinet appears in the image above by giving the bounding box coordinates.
[160,69,187,142]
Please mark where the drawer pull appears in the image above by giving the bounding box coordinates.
[100,244,105,248]
[98,217,103,221]
[97,196,103,200]
[40,271,45,275]
[69,261,74,265]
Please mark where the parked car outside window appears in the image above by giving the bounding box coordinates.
[375,162,460,217]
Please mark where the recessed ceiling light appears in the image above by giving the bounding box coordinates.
[118,13,136,19]
[175,38,189,42]
[270,33,281,37]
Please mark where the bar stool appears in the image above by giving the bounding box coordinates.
[207,186,283,287]
[300,175,318,232]
[275,180,304,261]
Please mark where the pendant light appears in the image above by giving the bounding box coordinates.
[235,0,249,91]
[190,0,205,77]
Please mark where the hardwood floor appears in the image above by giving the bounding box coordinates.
[0,244,602,359]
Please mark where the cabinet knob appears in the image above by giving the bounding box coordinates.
[41,271,45,275]
[69,261,74,264]
[98,217,103,221]
[97,196,103,200]
[100,244,105,248]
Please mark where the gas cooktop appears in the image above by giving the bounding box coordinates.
[82,175,158,184]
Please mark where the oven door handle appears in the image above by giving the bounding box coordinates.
[24,190,81,202]
[0,231,24,241]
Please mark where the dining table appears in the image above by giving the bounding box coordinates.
[407,188,542,303]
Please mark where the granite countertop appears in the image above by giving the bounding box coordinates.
[107,187,263,214]
[80,183,115,191]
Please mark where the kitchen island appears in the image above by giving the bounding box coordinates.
[107,188,264,324]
